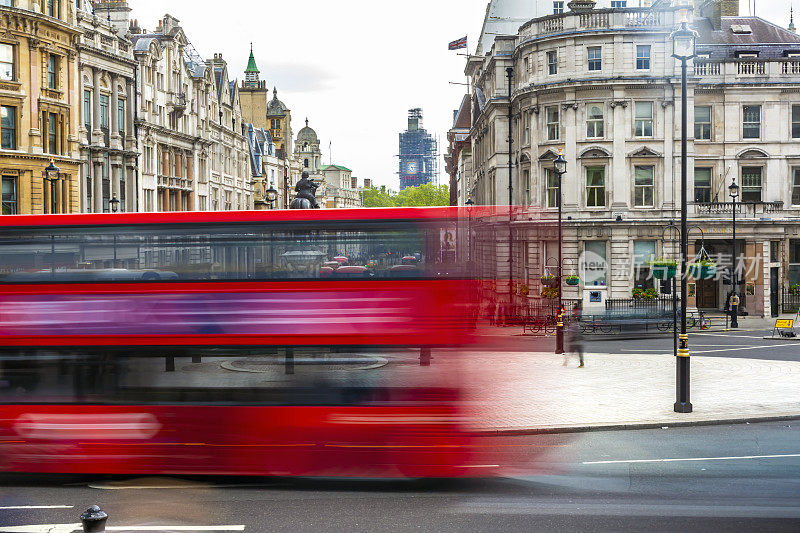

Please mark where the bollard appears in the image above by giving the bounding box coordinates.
[166,356,175,372]
[80,505,108,533]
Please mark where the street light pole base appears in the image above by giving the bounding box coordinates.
[674,401,693,413]
[555,325,565,355]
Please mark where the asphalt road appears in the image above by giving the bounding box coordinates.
[1,422,798,532]
[492,327,800,362]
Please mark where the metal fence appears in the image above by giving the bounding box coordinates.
[605,297,676,315]
[782,289,800,315]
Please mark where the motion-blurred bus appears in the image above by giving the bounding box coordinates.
[0,207,497,478]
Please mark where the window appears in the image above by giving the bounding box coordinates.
[1,176,16,215]
[584,241,607,286]
[634,102,654,137]
[99,94,109,129]
[547,50,558,75]
[694,168,712,203]
[636,45,651,70]
[118,99,125,135]
[553,1,564,14]
[586,166,605,207]
[199,195,207,211]
[743,105,761,139]
[741,167,762,202]
[0,43,13,81]
[46,0,55,17]
[83,90,91,129]
[587,46,602,71]
[611,0,627,6]
[633,240,656,290]
[792,105,800,139]
[0,1,14,7]
[695,105,712,140]
[304,158,309,168]
[586,104,604,138]
[545,106,559,141]
[47,54,57,89]
[48,112,57,155]
[634,165,654,207]
[523,56,530,78]
[546,168,560,208]
[0,105,15,150]
[523,110,530,144]
[793,168,800,206]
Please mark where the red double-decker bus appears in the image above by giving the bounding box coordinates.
[0,207,497,478]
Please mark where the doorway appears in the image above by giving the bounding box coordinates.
[771,267,779,317]
[697,278,718,309]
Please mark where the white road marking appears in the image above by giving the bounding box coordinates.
[0,506,73,510]
[583,453,800,465]
[693,343,800,354]
[693,333,768,339]
[0,525,245,533]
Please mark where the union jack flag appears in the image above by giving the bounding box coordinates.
[448,36,467,51]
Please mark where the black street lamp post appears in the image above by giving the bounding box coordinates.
[43,159,61,215]
[671,14,696,414]
[506,66,514,325]
[553,150,567,355]
[729,178,740,329]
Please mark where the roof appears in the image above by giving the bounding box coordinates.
[297,118,318,143]
[321,164,352,173]
[245,46,259,73]
[266,88,288,116]
[132,36,158,52]
[697,16,800,58]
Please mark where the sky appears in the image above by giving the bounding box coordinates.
[126,0,792,189]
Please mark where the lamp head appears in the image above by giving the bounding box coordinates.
[553,149,567,175]
[671,20,697,61]
[45,159,59,178]
[466,197,475,206]
[728,179,740,200]
[110,194,120,213]
[265,185,278,203]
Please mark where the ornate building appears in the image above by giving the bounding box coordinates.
[0,0,82,215]
[76,0,137,212]
[464,0,800,317]
[130,14,251,212]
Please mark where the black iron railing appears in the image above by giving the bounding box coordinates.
[782,289,800,315]
[605,297,675,314]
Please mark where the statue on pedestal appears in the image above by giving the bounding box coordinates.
[290,171,320,209]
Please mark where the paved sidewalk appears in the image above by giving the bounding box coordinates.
[465,351,800,433]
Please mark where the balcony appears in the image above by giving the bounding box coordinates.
[167,92,187,114]
[157,175,193,191]
[519,8,675,40]
[694,59,800,82]
[694,201,784,216]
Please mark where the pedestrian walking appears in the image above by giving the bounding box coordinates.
[563,320,584,368]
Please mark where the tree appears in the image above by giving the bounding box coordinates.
[360,187,395,208]
[359,183,450,208]
[394,183,450,207]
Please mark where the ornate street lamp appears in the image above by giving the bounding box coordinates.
[552,149,567,355]
[43,159,61,215]
[110,194,121,213]
[729,178,740,329]
[265,185,278,209]
[671,11,697,414]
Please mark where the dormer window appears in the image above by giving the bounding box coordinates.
[730,25,753,35]
[735,51,759,59]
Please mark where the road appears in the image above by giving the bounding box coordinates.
[489,327,800,362]
[1,422,798,532]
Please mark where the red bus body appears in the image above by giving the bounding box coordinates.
[0,208,497,478]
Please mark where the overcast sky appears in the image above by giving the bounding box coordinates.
[127,0,791,189]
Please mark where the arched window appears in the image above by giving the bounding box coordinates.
[304,159,309,168]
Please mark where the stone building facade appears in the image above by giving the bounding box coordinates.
[76,0,136,212]
[464,0,800,318]
[0,0,82,215]
[130,14,251,212]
